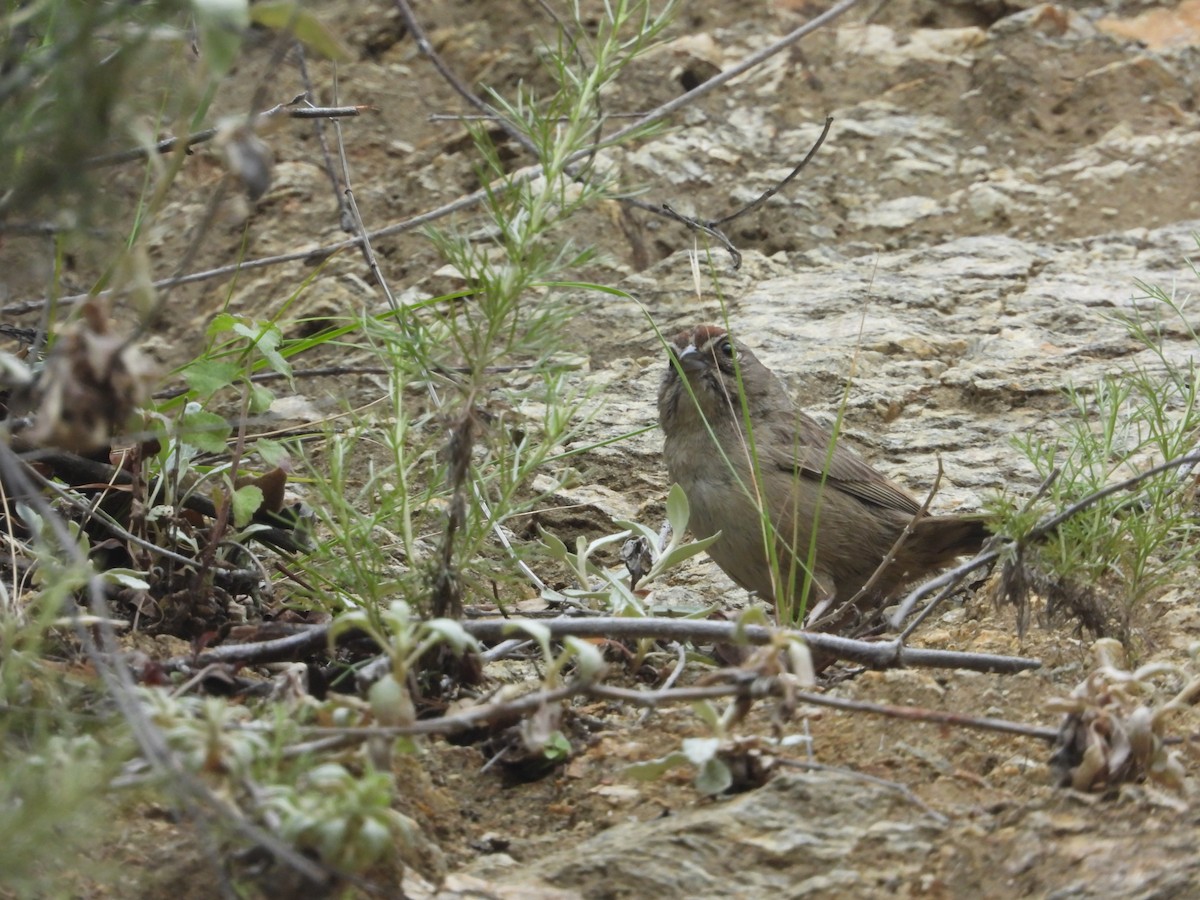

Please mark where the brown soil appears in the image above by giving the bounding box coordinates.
[6,0,1200,897]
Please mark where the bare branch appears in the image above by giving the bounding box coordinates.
[169,615,1040,675]
[280,673,1058,744]
[1028,448,1200,541]
[590,682,1060,742]
[84,101,369,168]
[393,0,541,160]
[655,118,833,270]
[6,0,867,314]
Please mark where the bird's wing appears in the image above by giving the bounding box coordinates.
[762,414,922,515]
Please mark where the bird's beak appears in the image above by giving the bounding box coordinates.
[675,343,707,375]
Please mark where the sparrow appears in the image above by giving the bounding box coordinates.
[657,323,987,629]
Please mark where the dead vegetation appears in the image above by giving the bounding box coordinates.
[3,1,1200,897]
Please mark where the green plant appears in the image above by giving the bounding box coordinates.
[333,600,478,730]
[1,0,691,888]
[623,610,812,796]
[540,482,720,614]
[995,268,1200,618]
[143,687,423,876]
[0,734,119,897]
[295,2,677,622]
[258,763,420,875]
[0,503,136,898]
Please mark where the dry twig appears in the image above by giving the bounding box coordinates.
[6,0,867,315]
[84,100,369,168]
[167,615,1039,675]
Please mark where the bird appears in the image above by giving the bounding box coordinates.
[657,323,988,630]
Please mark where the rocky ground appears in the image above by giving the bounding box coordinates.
[8,0,1200,897]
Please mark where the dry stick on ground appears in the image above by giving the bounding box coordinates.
[277,675,1059,744]
[431,411,475,618]
[329,70,399,313]
[660,116,834,270]
[167,615,1039,675]
[462,617,1038,673]
[4,0,867,315]
[589,682,1061,742]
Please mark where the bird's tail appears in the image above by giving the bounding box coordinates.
[911,514,990,564]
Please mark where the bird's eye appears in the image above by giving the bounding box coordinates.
[717,339,734,357]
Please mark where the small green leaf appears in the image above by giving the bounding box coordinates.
[356,816,393,862]
[665,483,692,536]
[424,619,480,655]
[250,1,351,61]
[232,321,291,377]
[542,731,572,761]
[612,519,658,545]
[681,737,720,766]
[583,530,633,558]
[654,532,720,573]
[735,606,771,627]
[103,569,151,590]
[311,816,345,861]
[380,600,414,633]
[230,484,264,527]
[307,762,352,787]
[624,751,689,781]
[15,502,42,537]
[538,527,570,562]
[191,0,249,77]
[207,312,240,337]
[562,636,605,681]
[181,358,242,399]
[691,700,721,732]
[178,407,231,453]
[733,606,770,643]
[394,735,419,755]
[254,438,291,468]
[368,674,415,727]
[503,619,552,660]
[694,756,733,796]
[248,382,274,414]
